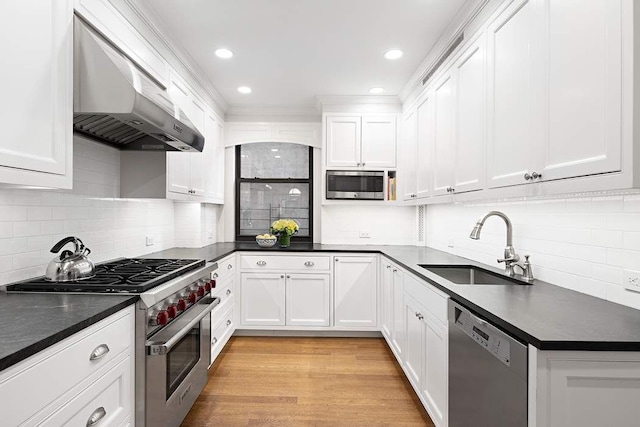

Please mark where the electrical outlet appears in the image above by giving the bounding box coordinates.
[359,231,371,239]
[624,269,640,293]
[207,230,214,240]
[447,238,455,248]
[145,236,154,247]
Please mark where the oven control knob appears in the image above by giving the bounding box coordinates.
[157,310,169,325]
[177,299,187,311]
[166,304,178,319]
[197,286,206,297]
[206,279,216,291]
[188,292,197,304]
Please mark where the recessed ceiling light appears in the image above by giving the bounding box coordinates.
[215,48,234,59]
[271,148,279,152]
[369,87,384,94]
[384,49,403,60]
[274,155,281,159]
[237,86,252,94]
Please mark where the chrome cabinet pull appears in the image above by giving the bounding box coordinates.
[532,171,542,179]
[392,268,398,272]
[228,264,233,269]
[304,261,315,267]
[227,319,232,326]
[335,258,339,262]
[286,275,291,279]
[386,265,390,269]
[415,312,424,320]
[89,344,110,361]
[280,275,285,278]
[256,260,267,266]
[213,272,219,278]
[86,407,106,426]
[524,173,532,181]
[213,337,218,344]
[226,289,231,296]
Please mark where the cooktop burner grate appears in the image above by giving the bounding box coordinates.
[5,258,206,293]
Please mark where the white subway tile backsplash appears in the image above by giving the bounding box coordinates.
[426,194,640,310]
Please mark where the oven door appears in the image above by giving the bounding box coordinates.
[145,296,219,427]
[326,170,384,200]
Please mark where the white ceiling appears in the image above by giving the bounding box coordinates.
[143,0,467,110]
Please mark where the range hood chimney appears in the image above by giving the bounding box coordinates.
[73,16,204,152]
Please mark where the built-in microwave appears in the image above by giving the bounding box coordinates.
[326,170,384,200]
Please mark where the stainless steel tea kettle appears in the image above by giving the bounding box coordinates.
[45,237,96,282]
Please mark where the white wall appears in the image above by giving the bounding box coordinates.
[321,205,416,245]
[174,202,221,248]
[425,194,640,310]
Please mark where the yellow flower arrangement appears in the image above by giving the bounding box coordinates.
[270,219,299,236]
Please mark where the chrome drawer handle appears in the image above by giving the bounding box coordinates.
[213,337,218,344]
[228,264,233,269]
[213,272,219,278]
[256,261,267,266]
[89,344,110,361]
[392,268,398,272]
[415,312,424,320]
[226,289,231,296]
[304,261,315,267]
[86,407,106,426]
[227,319,232,326]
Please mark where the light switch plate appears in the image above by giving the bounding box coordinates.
[359,231,371,238]
[624,269,640,293]
[146,236,154,246]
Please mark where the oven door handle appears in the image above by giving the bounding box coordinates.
[146,296,220,356]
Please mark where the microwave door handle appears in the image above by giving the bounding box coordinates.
[146,297,220,355]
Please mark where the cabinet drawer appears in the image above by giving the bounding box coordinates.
[212,277,234,308]
[214,254,236,282]
[211,306,234,363]
[0,308,133,426]
[404,274,448,325]
[40,355,132,427]
[241,255,330,271]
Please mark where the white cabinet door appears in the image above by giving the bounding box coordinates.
[453,36,485,194]
[423,318,448,427]
[361,116,397,168]
[486,0,541,189]
[402,110,418,201]
[285,274,330,327]
[333,256,377,328]
[204,110,221,202]
[326,116,361,167]
[404,297,424,390]
[0,0,72,188]
[381,263,393,339]
[240,273,285,326]
[391,266,405,359]
[167,75,193,195]
[541,0,622,181]
[188,98,206,197]
[416,93,434,199]
[432,72,456,196]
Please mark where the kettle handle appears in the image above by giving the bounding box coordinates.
[50,236,81,254]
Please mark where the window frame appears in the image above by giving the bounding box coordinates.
[235,144,314,242]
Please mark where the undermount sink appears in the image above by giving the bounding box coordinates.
[419,265,525,285]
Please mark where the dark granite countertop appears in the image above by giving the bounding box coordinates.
[0,294,137,372]
[146,242,640,351]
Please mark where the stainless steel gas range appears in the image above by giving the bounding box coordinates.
[6,257,220,427]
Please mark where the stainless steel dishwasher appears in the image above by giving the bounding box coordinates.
[449,300,528,427]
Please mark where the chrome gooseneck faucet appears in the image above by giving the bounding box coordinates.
[469,211,534,281]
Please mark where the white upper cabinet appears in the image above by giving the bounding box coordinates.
[452,35,485,194]
[432,72,457,196]
[486,0,541,189]
[541,0,622,181]
[326,115,397,168]
[0,0,73,189]
[361,116,397,168]
[326,116,362,167]
[401,110,418,201]
[416,93,434,199]
[204,110,225,203]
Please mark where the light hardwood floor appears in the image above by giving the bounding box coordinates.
[181,336,434,426]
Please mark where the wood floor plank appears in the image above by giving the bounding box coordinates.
[181,337,434,427]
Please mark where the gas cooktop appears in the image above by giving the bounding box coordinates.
[5,258,206,293]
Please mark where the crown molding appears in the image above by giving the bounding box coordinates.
[316,95,401,106]
[122,0,229,115]
[225,105,321,118]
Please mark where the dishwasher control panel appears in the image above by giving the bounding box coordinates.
[454,308,511,366]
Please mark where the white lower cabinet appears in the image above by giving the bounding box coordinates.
[286,274,331,327]
[0,305,135,426]
[404,296,425,389]
[381,259,405,359]
[240,271,330,328]
[240,273,286,326]
[530,348,640,427]
[333,255,378,328]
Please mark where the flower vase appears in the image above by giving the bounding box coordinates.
[279,234,291,248]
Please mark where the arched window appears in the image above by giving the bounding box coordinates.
[235,142,313,241]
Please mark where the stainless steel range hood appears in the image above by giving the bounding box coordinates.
[73,16,204,152]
